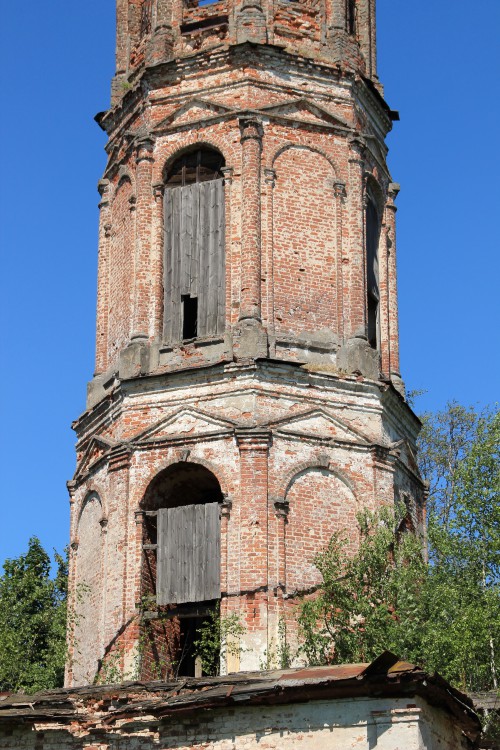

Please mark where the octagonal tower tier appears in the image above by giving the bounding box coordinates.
[66,0,424,686]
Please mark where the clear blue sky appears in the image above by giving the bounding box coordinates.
[0,0,499,565]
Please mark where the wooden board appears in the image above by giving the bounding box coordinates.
[163,179,225,343]
[157,502,220,605]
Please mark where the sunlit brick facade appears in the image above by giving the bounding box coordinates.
[66,0,425,686]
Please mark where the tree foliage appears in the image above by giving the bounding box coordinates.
[299,505,427,667]
[299,403,500,694]
[193,604,245,677]
[0,537,67,693]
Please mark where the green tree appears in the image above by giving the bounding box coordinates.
[298,505,428,667]
[298,404,500,694]
[0,537,68,693]
[422,408,500,691]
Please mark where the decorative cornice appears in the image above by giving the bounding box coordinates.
[273,498,289,519]
[220,494,233,518]
[135,137,155,164]
[235,427,271,450]
[264,168,276,187]
[108,445,132,473]
[98,179,111,208]
[239,117,263,144]
[221,166,234,185]
[387,181,400,209]
[153,182,165,199]
[333,180,346,199]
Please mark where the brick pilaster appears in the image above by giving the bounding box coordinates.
[132,138,155,340]
[334,180,347,342]
[346,136,367,340]
[239,119,263,323]
[235,429,271,640]
[95,180,111,374]
[386,183,401,381]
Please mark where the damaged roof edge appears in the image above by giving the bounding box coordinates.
[0,652,480,739]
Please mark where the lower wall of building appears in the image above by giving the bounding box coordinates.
[0,696,471,750]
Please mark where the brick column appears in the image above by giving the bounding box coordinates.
[346,136,366,340]
[334,180,347,342]
[221,167,234,331]
[378,196,390,377]
[106,447,133,675]
[385,183,402,388]
[152,182,165,341]
[357,0,376,78]
[239,119,263,323]
[132,137,155,341]
[95,180,111,374]
[65,481,77,686]
[236,429,271,669]
[263,168,276,346]
[330,0,347,31]
[111,0,129,105]
[236,0,267,44]
[147,0,174,65]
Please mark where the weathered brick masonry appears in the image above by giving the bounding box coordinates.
[66,0,426,685]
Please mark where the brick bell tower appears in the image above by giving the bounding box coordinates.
[66,0,425,686]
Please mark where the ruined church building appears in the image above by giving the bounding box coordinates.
[67,0,425,685]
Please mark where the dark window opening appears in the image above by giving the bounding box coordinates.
[367,294,378,350]
[366,197,380,350]
[347,0,356,35]
[176,614,213,677]
[166,148,225,188]
[182,295,198,340]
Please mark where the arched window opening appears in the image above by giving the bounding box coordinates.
[347,0,356,35]
[365,197,380,350]
[163,148,226,344]
[141,462,223,677]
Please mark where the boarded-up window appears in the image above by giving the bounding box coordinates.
[366,198,380,349]
[163,148,225,343]
[157,502,220,605]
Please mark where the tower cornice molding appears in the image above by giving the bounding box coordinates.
[235,427,272,450]
[98,44,382,140]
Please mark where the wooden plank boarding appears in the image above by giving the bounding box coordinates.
[163,190,173,341]
[171,188,182,340]
[156,502,220,605]
[206,181,217,335]
[216,178,225,334]
[190,183,199,298]
[163,177,225,342]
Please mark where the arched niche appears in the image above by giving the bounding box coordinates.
[72,492,104,685]
[272,146,338,338]
[284,467,358,592]
[109,175,134,356]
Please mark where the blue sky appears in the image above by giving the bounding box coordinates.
[0,0,499,564]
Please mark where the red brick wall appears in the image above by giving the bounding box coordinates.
[107,177,134,364]
[285,468,359,592]
[273,147,337,339]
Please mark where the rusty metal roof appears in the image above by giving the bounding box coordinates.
[0,652,480,740]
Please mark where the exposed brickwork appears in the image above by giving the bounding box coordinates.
[67,0,424,684]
